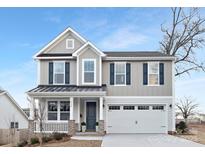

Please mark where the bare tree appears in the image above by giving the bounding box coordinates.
[160,7,205,76]
[176,97,198,123]
[35,100,46,146]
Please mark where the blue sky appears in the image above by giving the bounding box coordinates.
[0,8,204,112]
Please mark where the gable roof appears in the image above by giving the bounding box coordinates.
[72,41,106,57]
[0,90,28,120]
[34,27,87,59]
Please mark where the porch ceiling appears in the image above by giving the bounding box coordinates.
[26,85,106,97]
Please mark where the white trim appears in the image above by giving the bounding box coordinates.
[72,41,106,57]
[37,60,40,85]
[82,59,96,85]
[66,39,74,49]
[35,56,74,60]
[104,57,175,61]
[46,99,70,122]
[99,57,102,86]
[105,96,173,99]
[114,62,126,86]
[53,61,65,85]
[99,97,103,120]
[33,27,87,58]
[76,56,79,86]
[172,60,175,131]
[147,62,160,86]
[70,97,74,120]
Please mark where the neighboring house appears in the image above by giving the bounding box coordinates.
[0,89,28,129]
[176,112,205,124]
[0,89,29,145]
[27,27,175,135]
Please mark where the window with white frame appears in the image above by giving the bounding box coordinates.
[47,101,70,121]
[83,59,95,84]
[48,101,58,120]
[66,39,74,49]
[54,62,65,84]
[60,101,70,120]
[148,62,159,85]
[115,63,126,85]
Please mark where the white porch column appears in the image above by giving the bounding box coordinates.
[99,97,104,120]
[29,97,35,120]
[70,97,74,120]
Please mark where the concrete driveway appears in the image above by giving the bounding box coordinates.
[101,134,204,147]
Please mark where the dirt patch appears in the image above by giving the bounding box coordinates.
[175,124,205,145]
[42,139,102,147]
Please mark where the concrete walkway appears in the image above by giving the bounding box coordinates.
[71,136,103,140]
[102,134,205,147]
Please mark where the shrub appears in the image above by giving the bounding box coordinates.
[30,137,39,145]
[176,121,187,133]
[52,132,64,140]
[42,136,53,143]
[17,140,28,147]
[81,122,86,126]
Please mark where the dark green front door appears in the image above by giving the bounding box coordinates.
[86,102,96,131]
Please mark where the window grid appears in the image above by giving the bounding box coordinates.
[123,106,135,110]
[148,62,159,86]
[53,61,65,84]
[66,39,74,49]
[115,62,126,85]
[82,59,96,84]
[152,105,164,110]
[109,106,121,110]
[138,105,149,110]
[47,101,70,121]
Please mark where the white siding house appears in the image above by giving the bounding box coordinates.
[0,89,28,129]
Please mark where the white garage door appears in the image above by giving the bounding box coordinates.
[107,105,167,133]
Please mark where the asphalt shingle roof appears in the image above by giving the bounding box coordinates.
[103,51,172,57]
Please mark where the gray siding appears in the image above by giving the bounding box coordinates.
[44,33,84,54]
[39,60,76,85]
[102,61,172,96]
[78,47,101,86]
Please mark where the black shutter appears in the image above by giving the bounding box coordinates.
[65,62,70,84]
[143,63,148,85]
[159,63,164,85]
[110,63,114,85]
[49,62,53,84]
[126,63,131,85]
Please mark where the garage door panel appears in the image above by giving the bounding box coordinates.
[107,105,167,133]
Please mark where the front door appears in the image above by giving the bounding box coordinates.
[86,102,96,131]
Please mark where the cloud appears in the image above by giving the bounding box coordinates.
[98,26,148,50]
[45,16,61,23]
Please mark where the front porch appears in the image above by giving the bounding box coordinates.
[27,85,106,135]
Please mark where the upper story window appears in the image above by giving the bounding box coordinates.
[66,39,74,49]
[148,62,159,85]
[115,62,126,85]
[54,62,65,84]
[82,59,96,84]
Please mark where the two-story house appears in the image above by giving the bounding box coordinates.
[27,27,175,135]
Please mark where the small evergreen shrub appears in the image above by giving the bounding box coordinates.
[176,121,187,133]
[30,137,39,144]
